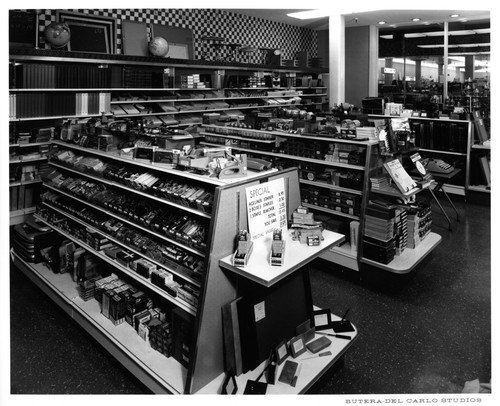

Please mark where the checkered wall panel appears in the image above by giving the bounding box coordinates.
[38,8,318,62]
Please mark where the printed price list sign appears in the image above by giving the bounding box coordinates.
[246,178,287,241]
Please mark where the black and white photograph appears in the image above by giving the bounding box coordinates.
[2,2,496,405]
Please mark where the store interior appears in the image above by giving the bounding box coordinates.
[6,5,493,400]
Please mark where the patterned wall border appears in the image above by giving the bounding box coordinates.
[37,8,318,63]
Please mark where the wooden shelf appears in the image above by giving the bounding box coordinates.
[11,251,187,394]
[219,230,344,287]
[360,232,442,274]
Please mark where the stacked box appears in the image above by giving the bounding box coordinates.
[362,203,397,264]
[394,207,408,255]
[149,320,173,358]
[407,203,432,248]
[172,308,194,368]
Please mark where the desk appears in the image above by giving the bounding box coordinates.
[428,168,461,230]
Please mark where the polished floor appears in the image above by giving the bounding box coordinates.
[9,192,491,395]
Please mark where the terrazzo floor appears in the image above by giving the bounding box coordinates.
[9,193,491,395]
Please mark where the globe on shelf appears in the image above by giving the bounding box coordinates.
[44,22,71,48]
[149,37,169,57]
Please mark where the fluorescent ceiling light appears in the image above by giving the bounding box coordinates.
[418,43,490,49]
[405,33,426,38]
[287,10,328,20]
[449,30,477,36]
[411,18,421,22]
[380,35,393,39]
[460,43,491,47]
[378,21,386,25]
[450,14,460,18]
[450,52,490,56]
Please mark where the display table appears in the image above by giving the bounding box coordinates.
[196,311,357,394]
[206,229,353,394]
[428,168,461,230]
[219,230,345,287]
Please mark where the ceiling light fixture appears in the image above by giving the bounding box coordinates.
[378,21,386,25]
[450,14,460,18]
[411,18,421,22]
[286,10,328,20]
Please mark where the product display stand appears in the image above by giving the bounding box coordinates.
[197,311,357,394]
[219,230,344,287]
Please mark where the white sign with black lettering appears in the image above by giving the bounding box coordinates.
[246,178,287,241]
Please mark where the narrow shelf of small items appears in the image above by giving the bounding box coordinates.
[10,250,187,394]
[469,140,491,194]
[197,309,357,394]
[219,206,345,287]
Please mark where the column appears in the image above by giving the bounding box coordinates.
[465,55,475,81]
[329,13,345,107]
[415,59,422,89]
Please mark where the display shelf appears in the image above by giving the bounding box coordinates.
[16,141,50,147]
[9,179,42,187]
[11,114,104,122]
[299,179,363,195]
[35,213,198,314]
[368,113,473,196]
[9,48,326,75]
[472,143,491,150]
[321,243,359,272]
[39,202,202,291]
[368,113,469,124]
[43,184,206,258]
[468,185,490,193]
[111,95,303,104]
[417,148,467,157]
[49,162,212,219]
[219,230,344,287]
[112,103,301,119]
[11,251,187,394]
[50,139,227,186]
[50,139,276,186]
[202,125,378,146]
[370,182,432,203]
[360,232,442,274]
[9,156,48,164]
[10,207,37,225]
[203,144,365,171]
[196,310,357,394]
[198,132,276,144]
[301,203,360,221]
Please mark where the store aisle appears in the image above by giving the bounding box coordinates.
[309,195,491,394]
[9,197,491,394]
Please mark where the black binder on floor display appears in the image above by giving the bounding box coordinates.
[236,271,313,373]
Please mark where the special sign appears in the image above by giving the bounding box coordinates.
[246,178,287,241]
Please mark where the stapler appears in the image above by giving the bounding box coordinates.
[218,153,247,179]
